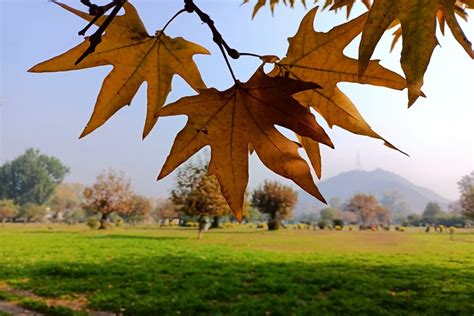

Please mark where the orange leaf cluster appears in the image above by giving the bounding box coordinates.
[30,1,472,220]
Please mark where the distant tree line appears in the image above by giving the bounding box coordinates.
[1,149,472,234]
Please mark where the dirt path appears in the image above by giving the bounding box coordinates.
[0,300,43,315]
[0,282,114,316]
[0,299,115,316]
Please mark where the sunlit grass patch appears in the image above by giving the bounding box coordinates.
[0,225,473,315]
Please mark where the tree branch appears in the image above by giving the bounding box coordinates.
[75,0,126,65]
[184,0,240,82]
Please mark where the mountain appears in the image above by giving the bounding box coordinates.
[296,169,451,215]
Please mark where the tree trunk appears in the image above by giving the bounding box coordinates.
[197,216,211,239]
[267,213,280,230]
[197,229,203,240]
[99,213,108,230]
[211,216,220,228]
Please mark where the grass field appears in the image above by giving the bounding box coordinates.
[0,224,473,315]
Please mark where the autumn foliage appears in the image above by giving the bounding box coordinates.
[457,172,474,220]
[170,161,231,221]
[83,170,133,229]
[343,193,390,227]
[251,180,298,230]
[29,0,473,221]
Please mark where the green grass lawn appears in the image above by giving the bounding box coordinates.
[0,224,473,315]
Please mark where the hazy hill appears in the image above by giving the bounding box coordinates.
[296,169,451,215]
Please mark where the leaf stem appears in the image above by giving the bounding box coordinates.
[159,9,187,37]
[239,52,263,58]
[184,0,238,82]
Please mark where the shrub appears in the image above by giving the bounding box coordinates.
[334,225,342,231]
[332,218,344,228]
[267,219,280,230]
[86,217,99,229]
[185,221,198,227]
[296,223,310,230]
[317,221,327,230]
[223,222,236,229]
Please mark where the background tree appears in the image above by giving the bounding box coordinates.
[319,207,340,222]
[0,200,19,223]
[251,180,297,230]
[403,213,422,227]
[26,0,473,220]
[457,171,474,220]
[63,208,87,225]
[83,170,133,229]
[125,195,152,225]
[171,160,230,230]
[19,203,47,223]
[380,191,412,220]
[49,183,84,222]
[243,201,263,223]
[329,197,342,210]
[343,194,384,227]
[0,148,69,206]
[375,206,391,227]
[422,202,445,225]
[342,211,358,225]
[153,198,180,223]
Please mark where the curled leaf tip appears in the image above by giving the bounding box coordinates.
[260,55,280,63]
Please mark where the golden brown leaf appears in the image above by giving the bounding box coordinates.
[359,0,474,106]
[157,67,333,220]
[298,134,322,179]
[389,3,469,51]
[272,7,407,172]
[243,0,371,17]
[29,1,209,138]
[260,55,281,63]
[326,0,371,18]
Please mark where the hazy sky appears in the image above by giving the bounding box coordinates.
[1,0,473,201]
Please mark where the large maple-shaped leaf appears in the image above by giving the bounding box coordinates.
[157,67,334,220]
[359,0,474,106]
[29,1,209,138]
[272,7,407,175]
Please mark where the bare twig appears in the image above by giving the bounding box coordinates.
[184,0,238,82]
[75,0,126,65]
[78,1,117,36]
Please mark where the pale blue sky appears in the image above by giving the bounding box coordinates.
[1,0,473,201]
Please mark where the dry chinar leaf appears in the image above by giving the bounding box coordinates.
[243,0,370,18]
[158,67,334,221]
[29,1,209,138]
[272,7,407,176]
[359,0,474,106]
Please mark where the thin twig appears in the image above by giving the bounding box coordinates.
[78,1,117,36]
[184,0,238,82]
[75,0,126,65]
